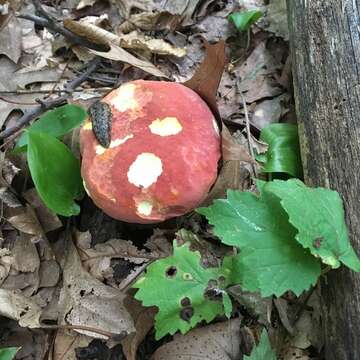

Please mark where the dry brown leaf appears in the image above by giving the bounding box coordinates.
[53,330,91,360]
[121,295,157,360]
[23,188,62,233]
[0,248,12,286]
[119,11,181,33]
[7,205,44,237]
[76,0,97,10]
[65,19,186,58]
[152,318,242,360]
[119,31,186,57]
[0,14,21,63]
[0,187,22,208]
[10,232,40,273]
[115,0,154,18]
[91,44,168,78]
[38,260,60,288]
[76,237,152,281]
[58,237,135,339]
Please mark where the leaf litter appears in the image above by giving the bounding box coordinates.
[0,0,323,358]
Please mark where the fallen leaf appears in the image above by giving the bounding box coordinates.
[236,41,284,103]
[274,298,294,335]
[259,0,289,40]
[152,318,242,360]
[91,44,168,78]
[0,289,42,328]
[0,248,12,286]
[252,93,291,129]
[53,330,91,360]
[115,0,154,18]
[0,14,21,63]
[58,237,135,339]
[76,0,97,10]
[23,188,62,233]
[38,260,60,288]
[118,31,186,57]
[119,11,181,33]
[10,232,40,273]
[7,205,44,237]
[228,285,272,325]
[121,295,157,360]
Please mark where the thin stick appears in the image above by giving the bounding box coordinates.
[240,91,258,177]
[0,58,101,140]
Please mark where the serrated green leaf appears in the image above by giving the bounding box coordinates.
[256,123,302,178]
[0,347,19,360]
[27,131,83,216]
[229,10,263,32]
[197,188,321,297]
[15,104,87,153]
[266,179,360,271]
[133,241,233,340]
[244,330,276,360]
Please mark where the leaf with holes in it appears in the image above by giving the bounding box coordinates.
[256,123,302,178]
[266,179,360,271]
[244,329,276,360]
[15,104,87,153]
[133,241,233,340]
[0,347,19,360]
[197,184,321,297]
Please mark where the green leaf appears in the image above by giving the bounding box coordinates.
[0,347,19,360]
[229,10,263,32]
[133,241,233,340]
[15,104,87,152]
[244,330,276,360]
[256,123,302,178]
[27,131,83,216]
[266,179,360,271]
[197,188,321,297]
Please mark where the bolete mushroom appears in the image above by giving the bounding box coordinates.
[80,80,220,223]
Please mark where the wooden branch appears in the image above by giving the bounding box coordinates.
[287,1,360,358]
[0,58,101,140]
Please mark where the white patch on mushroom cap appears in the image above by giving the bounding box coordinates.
[137,201,153,216]
[108,83,138,112]
[127,153,163,188]
[95,145,106,155]
[110,134,134,148]
[149,117,183,136]
[212,118,220,136]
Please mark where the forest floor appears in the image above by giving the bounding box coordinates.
[0,0,323,359]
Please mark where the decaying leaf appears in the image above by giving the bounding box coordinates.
[91,44,168,78]
[121,295,157,360]
[53,330,91,360]
[0,15,22,63]
[260,0,289,40]
[152,318,242,360]
[23,188,62,233]
[7,205,43,237]
[0,289,42,328]
[119,11,181,33]
[0,248,12,286]
[58,237,134,339]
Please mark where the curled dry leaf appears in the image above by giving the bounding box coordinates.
[118,31,186,57]
[152,318,242,360]
[184,40,254,201]
[58,238,135,339]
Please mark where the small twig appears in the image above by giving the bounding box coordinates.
[240,91,258,177]
[0,87,111,95]
[0,58,101,140]
[39,324,127,341]
[17,10,108,52]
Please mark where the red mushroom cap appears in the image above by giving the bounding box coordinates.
[80,80,220,223]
